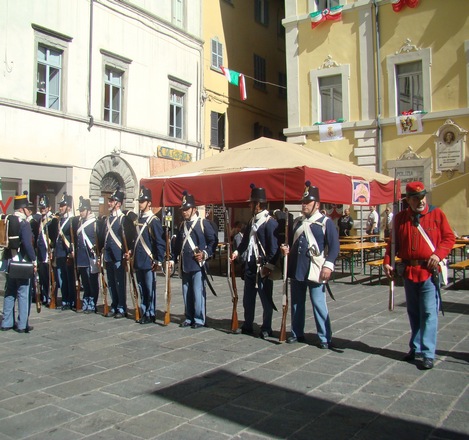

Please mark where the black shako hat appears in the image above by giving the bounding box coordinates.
[181,190,196,210]
[78,196,91,211]
[109,186,125,204]
[301,181,320,203]
[38,194,49,208]
[138,185,152,203]
[248,183,267,203]
[14,191,33,210]
[59,192,73,207]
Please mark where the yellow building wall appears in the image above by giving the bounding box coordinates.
[290,0,469,234]
[203,0,287,158]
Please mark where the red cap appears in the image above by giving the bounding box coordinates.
[406,181,426,197]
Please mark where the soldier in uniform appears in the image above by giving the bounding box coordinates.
[131,186,165,324]
[172,191,218,328]
[281,182,340,348]
[230,184,279,339]
[103,186,130,318]
[54,192,76,310]
[76,197,100,313]
[1,192,37,333]
[383,182,455,369]
[33,194,53,306]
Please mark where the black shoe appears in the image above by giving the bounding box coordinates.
[318,342,329,349]
[15,326,34,334]
[287,335,305,344]
[241,328,253,335]
[403,349,416,362]
[191,323,204,329]
[0,326,13,331]
[105,311,116,318]
[259,330,272,340]
[422,358,434,370]
[138,316,152,324]
[61,305,71,311]
[114,312,125,319]
[179,321,192,327]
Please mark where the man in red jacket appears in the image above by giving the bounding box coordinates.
[383,182,455,369]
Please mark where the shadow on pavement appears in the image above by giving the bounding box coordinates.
[151,368,463,439]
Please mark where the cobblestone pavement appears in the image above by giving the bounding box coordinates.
[0,271,468,439]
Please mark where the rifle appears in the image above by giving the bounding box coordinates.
[69,220,82,311]
[389,171,398,311]
[163,225,171,325]
[95,225,109,316]
[122,221,140,322]
[279,208,289,342]
[35,272,41,313]
[224,208,238,333]
[45,225,57,309]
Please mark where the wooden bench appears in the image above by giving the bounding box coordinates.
[449,258,469,284]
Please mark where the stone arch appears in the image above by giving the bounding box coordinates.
[89,155,137,214]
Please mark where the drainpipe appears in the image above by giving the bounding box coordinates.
[373,0,382,174]
[87,0,94,131]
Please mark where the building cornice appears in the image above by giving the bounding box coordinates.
[0,99,201,150]
[284,108,469,136]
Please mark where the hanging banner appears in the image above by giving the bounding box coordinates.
[396,113,423,135]
[319,123,343,142]
[352,180,371,205]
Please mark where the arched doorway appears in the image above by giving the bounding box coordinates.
[89,155,137,216]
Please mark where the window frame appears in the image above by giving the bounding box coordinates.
[100,50,131,126]
[210,111,225,149]
[211,38,223,71]
[32,25,71,112]
[168,87,186,140]
[255,0,269,26]
[386,47,431,116]
[395,61,424,114]
[172,0,185,29]
[318,74,343,121]
[309,64,350,124]
[254,54,267,91]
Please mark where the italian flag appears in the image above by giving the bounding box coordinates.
[220,66,247,101]
[310,5,344,29]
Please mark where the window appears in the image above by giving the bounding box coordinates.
[172,0,184,28]
[210,112,225,149]
[169,88,185,139]
[36,45,62,110]
[396,61,423,113]
[101,50,131,125]
[278,72,287,99]
[255,0,269,26]
[33,25,71,111]
[309,62,350,124]
[386,44,431,116]
[254,54,266,91]
[312,0,341,10]
[211,38,223,70]
[319,75,342,121]
[104,67,123,124]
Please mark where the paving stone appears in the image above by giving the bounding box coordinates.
[0,404,79,439]
[0,390,60,414]
[155,423,231,440]
[64,408,126,436]
[116,409,185,439]
[0,277,467,439]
